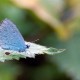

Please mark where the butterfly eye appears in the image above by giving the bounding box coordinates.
[5,52,10,55]
[26,45,30,48]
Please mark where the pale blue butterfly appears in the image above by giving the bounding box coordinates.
[0,19,29,52]
[0,19,64,62]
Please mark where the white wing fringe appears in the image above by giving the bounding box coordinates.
[0,42,65,62]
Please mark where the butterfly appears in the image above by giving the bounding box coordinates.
[0,19,64,62]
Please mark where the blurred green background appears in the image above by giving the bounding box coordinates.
[0,0,80,80]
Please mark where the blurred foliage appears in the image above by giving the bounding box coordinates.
[0,61,21,80]
[0,0,80,80]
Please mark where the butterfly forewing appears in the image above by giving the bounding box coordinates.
[0,19,26,52]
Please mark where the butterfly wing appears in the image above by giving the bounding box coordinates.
[0,19,26,52]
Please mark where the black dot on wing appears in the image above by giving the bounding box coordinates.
[5,52,10,55]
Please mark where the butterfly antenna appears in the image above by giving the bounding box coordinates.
[32,39,39,43]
